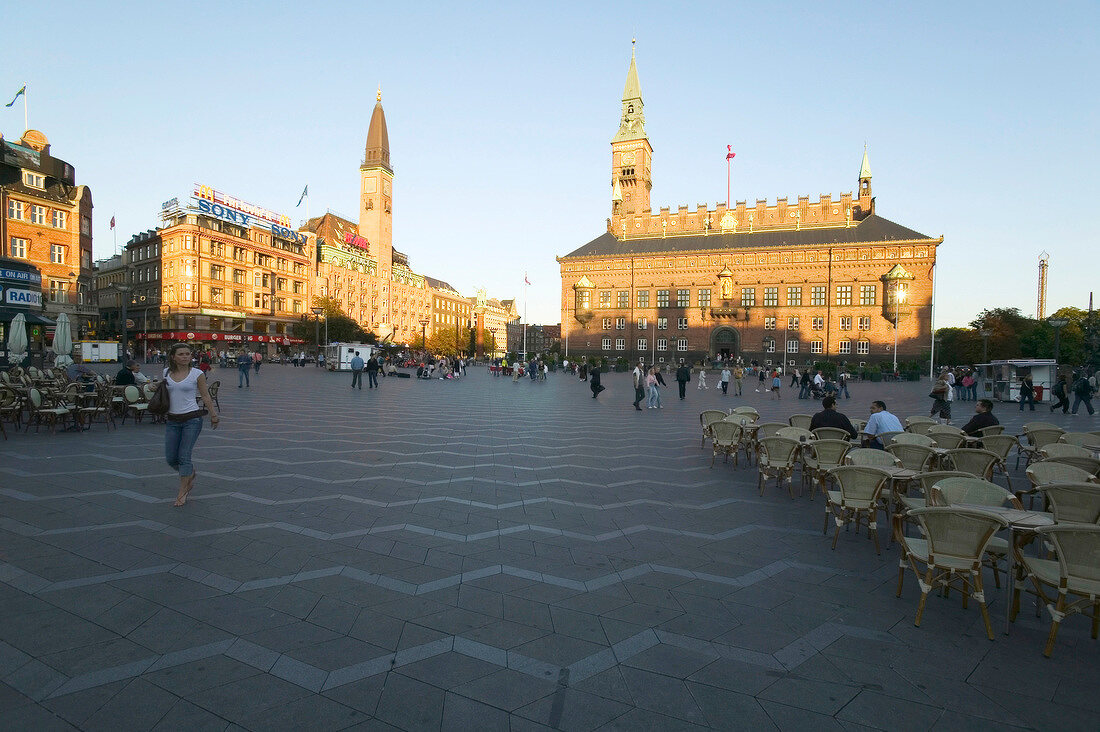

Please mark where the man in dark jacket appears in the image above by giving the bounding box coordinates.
[808,397,858,438]
[366,354,380,388]
[961,399,1000,436]
[589,366,604,399]
[675,363,691,400]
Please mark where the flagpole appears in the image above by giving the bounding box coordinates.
[522,277,528,361]
[24,85,28,131]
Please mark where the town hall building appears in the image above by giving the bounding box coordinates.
[557,45,943,368]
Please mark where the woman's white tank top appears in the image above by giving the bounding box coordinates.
[165,367,202,415]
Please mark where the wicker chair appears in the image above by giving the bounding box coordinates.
[905,416,937,429]
[944,448,1000,480]
[851,418,868,434]
[1060,432,1095,448]
[1044,455,1100,477]
[928,431,967,450]
[121,385,150,424]
[207,379,221,410]
[1011,523,1100,657]
[777,426,813,442]
[732,406,760,420]
[25,388,75,433]
[894,471,971,541]
[892,433,935,447]
[824,466,891,554]
[1022,461,1098,508]
[755,422,788,440]
[711,422,743,468]
[898,507,1009,640]
[757,437,802,499]
[907,421,938,436]
[789,414,813,430]
[874,431,905,448]
[1017,427,1068,469]
[803,439,852,499]
[1038,483,1100,524]
[981,434,1019,490]
[78,387,116,431]
[846,448,901,468]
[978,425,1005,437]
[887,443,937,472]
[813,427,853,442]
[1041,444,1094,460]
[930,476,1023,588]
[699,410,728,449]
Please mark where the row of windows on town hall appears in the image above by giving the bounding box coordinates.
[583,284,897,309]
[601,336,873,356]
[603,315,875,331]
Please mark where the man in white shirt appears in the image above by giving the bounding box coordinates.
[813,370,826,390]
[720,367,731,395]
[862,400,904,448]
[632,360,646,411]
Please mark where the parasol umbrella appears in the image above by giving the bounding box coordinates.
[6,312,28,366]
[52,312,73,367]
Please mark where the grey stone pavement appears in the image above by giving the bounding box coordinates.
[1,363,1098,731]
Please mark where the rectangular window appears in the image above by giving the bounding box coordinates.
[22,171,45,188]
[839,316,852,331]
[676,289,690,307]
[209,264,224,280]
[764,338,776,353]
[811,286,826,307]
[858,316,871,331]
[50,244,64,264]
[860,284,877,306]
[677,338,688,352]
[764,317,776,330]
[763,287,778,307]
[741,288,755,307]
[657,338,667,351]
[637,317,647,329]
[811,317,824,330]
[578,290,590,309]
[7,200,23,219]
[657,317,668,330]
[184,283,195,301]
[810,340,823,354]
[857,340,870,355]
[233,290,245,307]
[9,237,27,258]
[602,318,612,330]
[838,340,851,355]
[81,216,91,235]
[787,317,799,330]
[636,290,649,308]
[615,338,625,351]
[49,280,68,303]
[31,205,46,225]
[616,317,626,329]
[211,287,224,304]
[836,285,852,306]
[657,289,670,308]
[677,317,688,329]
[787,286,802,306]
[637,338,647,351]
[617,290,629,308]
[599,290,611,308]
[602,337,612,351]
[698,289,711,307]
[52,210,66,228]
[787,339,800,354]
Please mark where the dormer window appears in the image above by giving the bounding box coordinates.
[22,171,45,189]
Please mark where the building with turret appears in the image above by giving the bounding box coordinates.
[558,44,943,368]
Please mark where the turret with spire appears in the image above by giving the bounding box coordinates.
[610,39,653,229]
[363,85,391,172]
[857,144,873,215]
[359,84,395,338]
[614,39,646,143]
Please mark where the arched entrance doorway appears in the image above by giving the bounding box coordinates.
[710,327,740,361]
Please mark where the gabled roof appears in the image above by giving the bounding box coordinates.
[561,214,934,259]
[424,276,462,295]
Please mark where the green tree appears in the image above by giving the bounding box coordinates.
[968,307,1037,361]
[481,328,497,355]
[290,297,376,346]
[425,326,471,356]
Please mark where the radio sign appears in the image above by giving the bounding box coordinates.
[5,287,42,307]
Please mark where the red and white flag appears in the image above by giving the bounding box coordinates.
[109,216,116,230]
[524,273,531,286]
[726,145,736,161]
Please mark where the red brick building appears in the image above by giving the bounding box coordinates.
[558,46,942,368]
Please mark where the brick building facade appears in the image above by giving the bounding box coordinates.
[558,46,942,368]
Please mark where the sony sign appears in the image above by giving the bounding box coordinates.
[197,199,308,245]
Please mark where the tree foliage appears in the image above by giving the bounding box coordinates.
[425,326,471,356]
[290,296,376,346]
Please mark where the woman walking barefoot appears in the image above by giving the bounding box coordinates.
[163,343,220,506]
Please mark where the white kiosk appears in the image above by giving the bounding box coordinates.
[978,359,1056,403]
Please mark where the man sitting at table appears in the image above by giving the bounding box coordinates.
[960,399,1000,437]
[65,356,96,383]
[809,396,858,439]
[862,400,904,449]
[114,360,149,386]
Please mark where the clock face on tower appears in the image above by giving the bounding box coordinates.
[382,181,390,196]
[621,152,636,166]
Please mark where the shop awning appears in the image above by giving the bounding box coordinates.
[0,308,54,325]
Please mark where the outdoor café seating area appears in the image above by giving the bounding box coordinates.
[700,408,1100,657]
[0,365,220,438]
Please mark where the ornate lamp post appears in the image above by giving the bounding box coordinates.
[1049,318,1068,365]
[311,306,324,358]
[419,318,430,351]
[979,329,992,364]
[892,282,906,374]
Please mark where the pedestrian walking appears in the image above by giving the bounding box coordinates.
[236,350,251,388]
[252,351,262,374]
[720,366,731,395]
[1050,374,1069,414]
[698,370,708,389]
[163,343,219,507]
[632,360,646,411]
[771,372,782,399]
[675,362,691,400]
[366,354,380,388]
[799,371,811,399]
[590,365,604,398]
[733,366,744,396]
[1018,375,1036,411]
[790,368,800,388]
[929,370,952,424]
[350,351,364,389]
[1071,372,1096,415]
[837,371,850,399]
[646,368,659,408]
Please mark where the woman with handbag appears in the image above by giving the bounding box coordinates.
[161,343,219,506]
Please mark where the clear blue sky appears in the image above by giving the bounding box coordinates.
[4,1,1097,327]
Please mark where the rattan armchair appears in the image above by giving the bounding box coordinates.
[789,414,813,429]
[699,410,728,449]
[892,433,936,447]
[1011,523,1100,657]
[803,439,852,499]
[1042,444,1094,460]
[887,443,937,472]
[898,507,1009,640]
[711,421,743,468]
[824,466,891,554]
[757,437,802,499]
[1044,455,1100,477]
[812,427,853,442]
[930,476,1023,588]
[846,448,901,468]
[894,471,970,541]
[944,448,1000,480]
[121,385,150,424]
[1037,483,1100,524]
[1017,426,1067,469]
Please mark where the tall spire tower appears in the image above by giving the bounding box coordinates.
[857,144,874,216]
[610,39,653,232]
[360,86,395,338]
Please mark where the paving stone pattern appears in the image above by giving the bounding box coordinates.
[1,364,1098,730]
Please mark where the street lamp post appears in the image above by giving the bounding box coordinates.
[311,306,324,362]
[892,282,906,375]
[110,283,133,360]
[1049,318,1068,366]
[419,318,430,352]
[979,329,992,365]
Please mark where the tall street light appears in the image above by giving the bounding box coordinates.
[110,283,133,360]
[979,329,992,364]
[311,306,324,360]
[1049,317,1068,366]
[419,317,430,351]
[892,282,906,374]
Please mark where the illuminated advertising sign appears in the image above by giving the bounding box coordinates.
[344,231,369,251]
[3,287,43,307]
[192,186,308,245]
[194,185,291,227]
